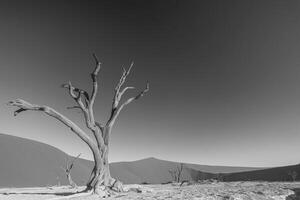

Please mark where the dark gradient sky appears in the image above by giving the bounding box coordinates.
[1,0,300,167]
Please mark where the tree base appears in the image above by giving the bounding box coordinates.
[85,178,124,198]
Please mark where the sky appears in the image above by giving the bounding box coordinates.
[0,0,300,167]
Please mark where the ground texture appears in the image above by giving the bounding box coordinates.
[0,182,299,200]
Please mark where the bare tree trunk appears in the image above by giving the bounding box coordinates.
[86,127,124,195]
[177,163,184,183]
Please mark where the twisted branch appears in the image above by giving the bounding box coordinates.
[66,153,81,172]
[90,53,101,108]
[106,63,149,127]
[61,55,104,147]
[61,82,95,131]
[112,62,134,109]
[7,99,99,153]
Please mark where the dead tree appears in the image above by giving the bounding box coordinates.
[8,55,149,197]
[168,163,184,183]
[288,171,298,182]
[62,153,81,188]
[168,169,177,182]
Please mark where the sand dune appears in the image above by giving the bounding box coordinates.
[223,163,300,182]
[0,133,261,187]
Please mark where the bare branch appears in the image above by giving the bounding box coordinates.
[66,106,81,110]
[9,99,105,178]
[61,153,81,188]
[92,53,101,76]
[112,62,134,109]
[62,82,90,105]
[119,86,135,99]
[62,56,104,148]
[13,108,26,116]
[61,82,96,131]
[90,53,101,108]
[7,99,100,154]
[107,82,149,127]
[7,99,41,116]
[95,121,104,131]
[69,153,81,171]
[120,82,149,108]
[61,82,77,99]
[61,56,102,138]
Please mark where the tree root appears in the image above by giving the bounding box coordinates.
[92,178,125,198]
[82,178,126,198]
[49,179,142,199]
[48,184,121,200]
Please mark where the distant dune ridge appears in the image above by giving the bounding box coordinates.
[0,133,92,187]
[1,133,297,188]
[222,164,300,182]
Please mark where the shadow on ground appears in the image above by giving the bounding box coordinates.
[287,188,300,200]
[0,190,83,197]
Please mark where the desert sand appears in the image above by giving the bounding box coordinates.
[0,182,298,200]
